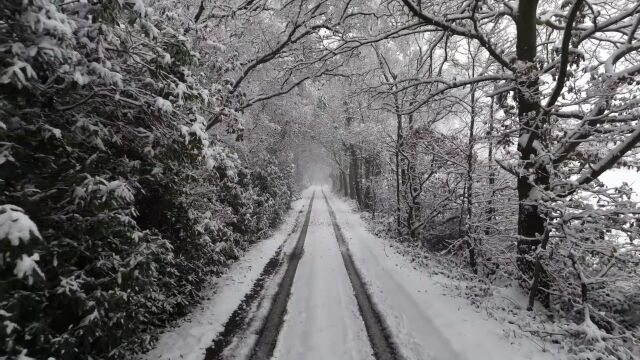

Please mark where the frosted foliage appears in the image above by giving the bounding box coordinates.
[0,60,37,87]
[13,254,44,285]
[0,205,41,246]
[73,177,135,205]
[155,97,173,113]
[0,0,296,356]
[16,350,38,360]
[106,181,135,203]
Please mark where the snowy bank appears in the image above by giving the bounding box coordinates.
[141,189,312,360]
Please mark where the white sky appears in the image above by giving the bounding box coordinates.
[600,168,640,200]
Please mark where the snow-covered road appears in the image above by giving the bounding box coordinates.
[143,186,565,360]
[272,191,373,360]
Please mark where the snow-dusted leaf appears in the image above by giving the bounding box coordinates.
[14,253,44,285]
[0,205,41,246]
[155,97,173,113]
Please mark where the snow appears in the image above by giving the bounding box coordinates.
[0,148,15,165]
[43,125,62,139]
[160,53,172,66]
[0,204,42,246]
[4,320,19,335]
[14,253,44,285]
[0,59,37,88]
[324,191,564,360]
[600,168,640,200]
[106,180,135,203]
[132,0,147,17]
[78,309,99,327]
[154,97,173,114]
[273,188,373,360]
[89,62,123,88]
[140,189,311,360]
[174,82,187,105]
[142,187,570,360]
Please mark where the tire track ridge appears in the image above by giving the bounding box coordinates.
[203,193,314,360]
[250,191,316,360]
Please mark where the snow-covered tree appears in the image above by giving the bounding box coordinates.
[0,0,295,358]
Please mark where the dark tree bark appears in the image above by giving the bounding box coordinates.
[363,155,374,212]
[340,169,349,197]
[465,82,477,274]
[486,96,496,230]
[515,0,551,308]
[395,112,403,238]
[349,146,363,206]
[373,46,404,238]
[404,111,422,241]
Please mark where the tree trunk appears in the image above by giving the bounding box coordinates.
[349,148,356,200]
[395,112,403,238]
[405,111,421,241]
[363,155,373,211]
[340,169,349,197]
[515,0,551,308]
[486,96,496,231]
[349,146,363,206]
[465,81,477,274]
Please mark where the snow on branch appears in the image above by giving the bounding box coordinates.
[0,205,42,246]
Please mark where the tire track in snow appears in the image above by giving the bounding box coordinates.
[203,193,312,360]
[250,191,315,360]
[322,190,402,360]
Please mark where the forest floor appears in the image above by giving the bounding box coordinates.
[141,186,569,360]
